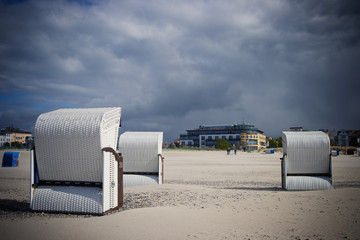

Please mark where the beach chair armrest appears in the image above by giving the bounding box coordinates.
[102,147,123,165]
[102,147,123,208]
[329,153,332,176]
[158,154,164,184]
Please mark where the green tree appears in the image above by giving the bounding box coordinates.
[269,137,282,148]
[330,138,337,146]
[277,137,283,147]
[11,142,22,148]
[215,138,232,150]
[269,138,277,148]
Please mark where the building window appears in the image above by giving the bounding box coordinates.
[222,136,226,139]
[201,136,205,140]
[207,136,212,140]
[215,136,219,140]
[247,139,258,145]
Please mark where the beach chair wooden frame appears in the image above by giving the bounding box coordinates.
[281,131,333,191]
[30,108,123,214]
[118,132,164,187]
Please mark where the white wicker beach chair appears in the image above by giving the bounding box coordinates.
[30,108,123,214]
[118,132,164,187]
[281,131,333,191]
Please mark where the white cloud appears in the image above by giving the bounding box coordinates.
[60,57,84,72]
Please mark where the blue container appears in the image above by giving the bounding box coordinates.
[266,149,275,154]
[2,152,20,167]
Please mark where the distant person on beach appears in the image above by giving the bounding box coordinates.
[227,148,230,155]
[234,149,237,155]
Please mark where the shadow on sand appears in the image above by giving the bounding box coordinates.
[0,199,30,212]
[215,186,283,191]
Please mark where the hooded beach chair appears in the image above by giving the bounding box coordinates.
[281,131,333,191]
[118,132,164,187]
[30,108,123,214]
[2,152,20,167]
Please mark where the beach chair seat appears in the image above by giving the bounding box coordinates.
[30,108,123,214]
[281,131,333,191]
[118,132,164,187]
[123,175,159,187]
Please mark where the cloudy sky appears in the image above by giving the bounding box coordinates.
[0,0,359,141]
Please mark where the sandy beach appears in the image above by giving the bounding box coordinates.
[0,149,359,239]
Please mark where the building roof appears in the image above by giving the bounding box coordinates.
[338,130,360,136]
[186,123,264,134]
[0,127,32,134]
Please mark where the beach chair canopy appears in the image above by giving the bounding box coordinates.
[31,108,122,214]
[281,131,333,191]
[118,131,164,187]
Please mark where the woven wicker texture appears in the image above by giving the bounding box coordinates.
[286,176,333,190]
[31,186,103,214]
[282,131,330,174]
[123,174,159,187]
[34,108,121,182]
[119,132,163,173]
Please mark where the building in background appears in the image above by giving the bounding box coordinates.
[0,132,11,147]
[180,123,266,150]
[0,126,32,147]
[290,127,303,132]
[336,130,360,147]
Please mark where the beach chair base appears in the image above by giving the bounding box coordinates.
[31,185,103,214]
[123,174,159,188]
[285,176,333,191]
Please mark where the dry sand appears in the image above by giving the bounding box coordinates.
[0,149,359,239]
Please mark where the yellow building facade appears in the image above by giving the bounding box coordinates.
[11,132,32,144]
[240,132,267,150]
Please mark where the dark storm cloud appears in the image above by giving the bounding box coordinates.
[1,0,359,140]
[270,0,360,131]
